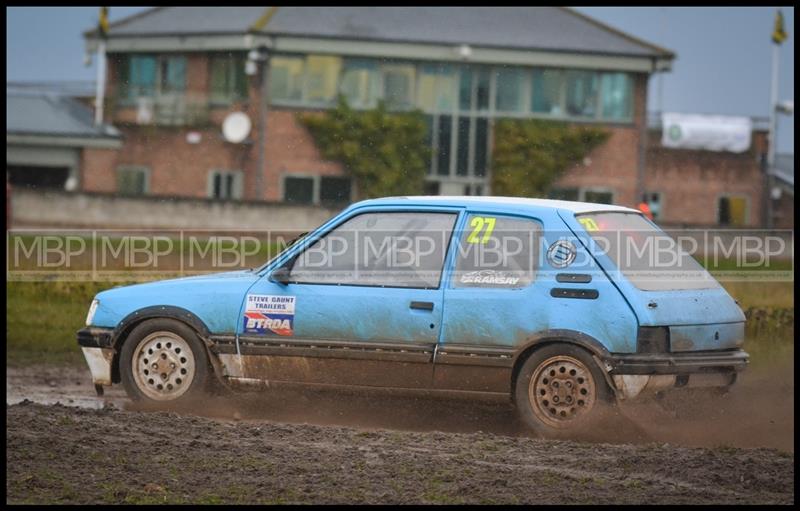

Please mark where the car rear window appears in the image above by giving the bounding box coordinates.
[575,212,719,291]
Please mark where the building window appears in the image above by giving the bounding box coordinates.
[208,170,242,200]
[119,54,187,101]
[565,70,599,118]
[305,55,342,105]
[123,55,157,99]
[284,176,315,204]
[209,53,248,104]
[549,187,614,204]
[436,115,453,176]
[532,69,564,116]
[270,56,305,102]
[418,63,458,113]
[548,187,580,201]
[382,64,415,109]
[718,196,747,227]
[600,72,632,121]
[319,177,352,205]
[339,58,380,108]
[583,189,614,205]
[117,166,149,196]
[160,56,186,95]
[284,175,352,205]
[494,68,525,113]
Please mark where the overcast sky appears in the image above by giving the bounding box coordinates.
[6,6,795,153]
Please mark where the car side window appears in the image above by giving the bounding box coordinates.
[453,214,540,288]
[289,211,457,288]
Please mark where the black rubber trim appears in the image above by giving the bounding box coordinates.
[435,344,515,367]
[235,336,435,363]
[555,273,592,283]
[550,288,599,299]
[606,349,749,375]
[76,327,114,348]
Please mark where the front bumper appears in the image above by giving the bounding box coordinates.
[604,349,749,399]
[77,327,115,387]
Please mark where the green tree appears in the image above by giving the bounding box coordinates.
[491,119,609,198]
[299,97,430,199]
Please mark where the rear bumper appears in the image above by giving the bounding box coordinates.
[605,348,749,375]
[604,349,748,399]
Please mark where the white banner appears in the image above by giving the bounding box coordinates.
[662,113,752,153]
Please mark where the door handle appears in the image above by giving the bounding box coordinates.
[409,301,434,311]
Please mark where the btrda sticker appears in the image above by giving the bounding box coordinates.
[243,294,295,336]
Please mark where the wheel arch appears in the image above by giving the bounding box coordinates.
[510,329,614,401]
[109,306,215,384]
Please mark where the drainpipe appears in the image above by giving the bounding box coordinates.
[256,51,270,201]
[247,44,270,201]
[636,71,649,206]
[94,39,106,127]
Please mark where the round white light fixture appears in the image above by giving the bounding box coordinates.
[222,112,252,143]
[771,186,783,200]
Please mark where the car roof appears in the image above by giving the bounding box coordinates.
[351,196,640,215]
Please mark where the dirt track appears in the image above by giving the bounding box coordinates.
[5,363,796,504]
[6,401,794,504]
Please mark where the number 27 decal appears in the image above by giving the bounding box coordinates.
[466,216,497,244]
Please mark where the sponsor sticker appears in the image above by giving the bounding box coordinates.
[546,240,577,268]
[243,294,295,336]
[460,270,521,286]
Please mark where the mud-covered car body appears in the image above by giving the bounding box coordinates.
[78,197,748,426]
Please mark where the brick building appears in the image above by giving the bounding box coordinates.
[67,7,791,228]
[79,7,673,207]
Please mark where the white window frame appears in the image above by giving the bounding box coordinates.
[207,169,243,200]
[116,165,150,196]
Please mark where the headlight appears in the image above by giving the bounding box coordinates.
[85,299,99,326]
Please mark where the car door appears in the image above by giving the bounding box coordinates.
[435,211,544,393]
[239,208,459,389]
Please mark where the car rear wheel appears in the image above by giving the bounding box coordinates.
[119,319,211,403]
[515,344,614,435]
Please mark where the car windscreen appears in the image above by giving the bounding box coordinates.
[574,212,719,291]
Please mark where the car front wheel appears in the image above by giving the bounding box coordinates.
[514,343,614,435]
[119,319,211,403]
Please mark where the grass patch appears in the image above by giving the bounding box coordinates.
[6,280,131,366]
[720,280,794,309]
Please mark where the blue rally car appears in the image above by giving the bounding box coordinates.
[77,196,748,433]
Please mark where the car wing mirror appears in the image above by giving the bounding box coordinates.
[269,264,292,285]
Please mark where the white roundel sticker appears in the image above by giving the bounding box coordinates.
[546,240,577,268]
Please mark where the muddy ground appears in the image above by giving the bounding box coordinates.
[6,363,795,504]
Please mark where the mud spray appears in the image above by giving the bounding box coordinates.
[123,359,793,453]
[7,352,793,453]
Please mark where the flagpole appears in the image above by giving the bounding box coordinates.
[766,41,779,228]
[94,38,106,127]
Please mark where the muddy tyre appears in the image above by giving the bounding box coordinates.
[119,319,211,403]
[515,344,614,436]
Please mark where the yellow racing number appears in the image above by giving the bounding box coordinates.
[466,216,497,244]
[578,217,599,232]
